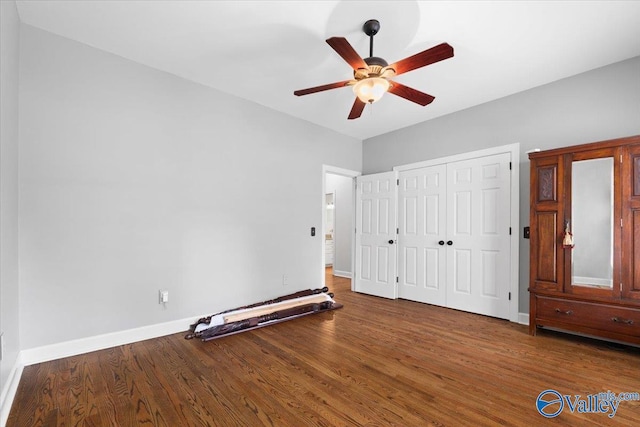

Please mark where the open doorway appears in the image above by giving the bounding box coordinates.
[324,192,335,268]
[322,166,359,287]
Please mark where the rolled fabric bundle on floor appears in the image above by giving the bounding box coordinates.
[185,288,341,340]
[222,293,332,324]
[188,287,330,333]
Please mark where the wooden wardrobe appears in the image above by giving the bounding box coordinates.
[529,134,640,345]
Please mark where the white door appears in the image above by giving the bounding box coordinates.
[398,165,447,305]
[445,153,511,319]
[354,172,398,299]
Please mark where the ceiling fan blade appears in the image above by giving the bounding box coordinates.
[348,98,366,120]
[388,81,435,106]
[388,43,454,76]
[294,80,352,96]
[326,37,368,71]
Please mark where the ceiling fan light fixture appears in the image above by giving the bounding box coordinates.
[293,19,453,119]
[353,77,389,104]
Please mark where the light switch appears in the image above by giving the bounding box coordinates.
[159,290,169,303]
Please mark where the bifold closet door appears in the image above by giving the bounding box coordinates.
[354,171,398,299]
[445,153,511,319]
[398,153,512,319]
[398,165,447,305]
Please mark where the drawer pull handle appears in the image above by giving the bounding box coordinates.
[612,317,634,325]
[555,308,573,315]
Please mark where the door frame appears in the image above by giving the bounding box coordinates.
[322,165,360,289]
[393,143,520,323]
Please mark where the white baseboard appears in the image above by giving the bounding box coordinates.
[1,354,24,427]
[20,315,198,366]
[0,314,202,426]
[332,270,352,279]
[518,313,530,326]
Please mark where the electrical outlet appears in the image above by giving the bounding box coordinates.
[159,290,169,304]
[282,274,288,286]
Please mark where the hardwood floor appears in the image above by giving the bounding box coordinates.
[7,268,640,426]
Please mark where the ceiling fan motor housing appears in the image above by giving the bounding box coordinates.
[365,56,388,68]
[354,57,393,80]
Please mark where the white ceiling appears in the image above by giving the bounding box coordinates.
[15,1,640,140]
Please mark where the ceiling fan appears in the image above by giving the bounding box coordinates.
[294,19,454,120]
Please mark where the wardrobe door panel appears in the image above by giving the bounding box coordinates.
[535,212,558,284]
[622,145,640,300]
[530,156,564,292]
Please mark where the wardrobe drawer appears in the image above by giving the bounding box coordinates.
[536,296,640,337]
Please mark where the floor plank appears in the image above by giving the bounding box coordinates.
[7,268,640,426]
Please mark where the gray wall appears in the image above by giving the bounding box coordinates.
[18,24,362,349]
[0,0,21,394]
[325,173,353,276]
[363,56,640,313]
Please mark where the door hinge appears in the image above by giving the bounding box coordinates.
[509,227,512,235]
[508,292,511,301]
[620,283,623,292]
[621,218,623,228]
[397,227,399,234]
[509,162,512,170]
[397,179,400,185]
[396,276,399,283]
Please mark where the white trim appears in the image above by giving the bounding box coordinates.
[322,165,360,289]
[518,313,530,326]
[332,269,352,279]
[393,143,520,172]
[19,316,197,367]
[509,144,521,324]
[393,143,521,323]
[322,165,361,178]
[0,354,24,427]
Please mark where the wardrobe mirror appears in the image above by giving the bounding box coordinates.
[571,157,614,288]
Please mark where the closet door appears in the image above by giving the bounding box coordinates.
[398,165,447,305]
[354,172,398,299]
[446,153,512,319]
